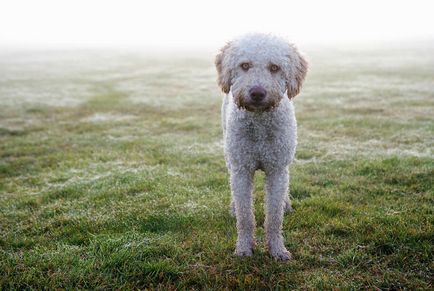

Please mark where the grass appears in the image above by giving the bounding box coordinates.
[0,44,433,289]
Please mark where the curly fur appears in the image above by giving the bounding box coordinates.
[215,33,308,260]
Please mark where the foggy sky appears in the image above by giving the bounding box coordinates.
[1,0,433,48]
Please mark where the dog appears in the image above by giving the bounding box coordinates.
[215,33,308,260]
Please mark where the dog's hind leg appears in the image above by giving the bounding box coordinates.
[229,199,236,217]
[284,193,294,214]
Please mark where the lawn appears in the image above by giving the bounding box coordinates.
[0,44,433,289]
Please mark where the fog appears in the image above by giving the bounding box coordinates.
[1,0,433,49]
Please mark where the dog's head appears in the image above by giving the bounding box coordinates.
[215,33,308,112]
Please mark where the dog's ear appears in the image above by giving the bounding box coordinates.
[215,42,232,94]
[286,46,308,99]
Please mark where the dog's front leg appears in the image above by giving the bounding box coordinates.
[265,167,292,260]
[230,168,256,257]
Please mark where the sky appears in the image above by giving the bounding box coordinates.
[0,0,433,49]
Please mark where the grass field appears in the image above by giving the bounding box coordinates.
[0,44,433,289]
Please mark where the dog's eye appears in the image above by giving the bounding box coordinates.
[270,64,280,72]
[240,63,250,71]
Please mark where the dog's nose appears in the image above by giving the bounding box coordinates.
[249,86,266,102]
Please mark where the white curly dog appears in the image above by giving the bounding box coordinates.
[215,33,308,260]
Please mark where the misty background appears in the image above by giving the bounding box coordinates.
[1,0,433,50]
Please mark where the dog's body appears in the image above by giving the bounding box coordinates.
[222,91,297,212]
[216,33,308,260]
[222,91,297,173]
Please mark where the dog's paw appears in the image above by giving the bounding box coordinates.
[235,238,255,257]
[269,248,292,261]
[283,200,294,214]
[267,238,292,261]
[234,247,253,257]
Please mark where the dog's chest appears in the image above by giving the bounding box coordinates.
[243,118,279,144]
[228,109,293,154]
[223,98,297,170]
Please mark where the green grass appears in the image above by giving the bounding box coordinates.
[0,44,433,289]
